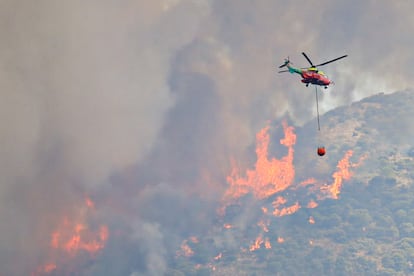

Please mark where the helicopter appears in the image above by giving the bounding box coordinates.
[278,52,347,89]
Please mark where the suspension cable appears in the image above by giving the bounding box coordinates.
[315,86,320,131]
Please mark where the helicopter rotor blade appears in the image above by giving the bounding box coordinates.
[278,69,289,73]
[302,52,315,67]
[315,55,348,67]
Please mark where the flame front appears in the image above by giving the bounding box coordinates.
[179,240,195,257]
[326,150,353,199]
[223,122,363,217]
[225,121,296,201]
[249,235,264,251]
[55,224,108,255]
[273,200,300,217]
[177,121,365,272]
[34,197,109,275]
[317,150,366,199]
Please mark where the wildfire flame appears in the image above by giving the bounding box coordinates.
[33,263,57,276]
[54,224,108,255]
[214,252,223,260]
[225,121,296,201]
[189,236,199,243]
[249,235,272,251]
[223,223,233,229]
[178,121,365,272]
[273,201,300,217]
[85,196,95,208]
[249,235,264,251]
[309,216,315,224]
[179,240,195,257]
[323,150,354,199]
[307,200,318,209]
[264,238,272,249]
[223,121,364,217]
[33,197,109,275]
[258,219,269,232]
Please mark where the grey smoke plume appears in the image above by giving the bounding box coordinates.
[1,0,414,274]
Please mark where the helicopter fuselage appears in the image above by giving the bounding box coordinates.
[300,70,331,87]
[286,65,331,88]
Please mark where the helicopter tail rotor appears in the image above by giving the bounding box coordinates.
[278,57,290,68]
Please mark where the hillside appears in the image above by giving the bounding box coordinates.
[170,90,414,276]
[296,89,414,184]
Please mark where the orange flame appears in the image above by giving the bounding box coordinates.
[300,178,317,187]
[249,235,272,251]
[264,237,272,249]
[214,252,223,260]
[32,263,57,276]
[177,122,365,264]
[309,216,315,224]
[225,121,296,201]
[223,122,364,222]
[329,150,353,198]
[258,219,269,232]
[85,197,95,209]
[273,201,300,217]
[179,240,195,257]
[52,222,108,256]
[43,264,56,273]
[249,235,264,251]
[321,150,357,199]
[223,223,233,229]
[34,197,109,275]
[189,236,199,243]
[307,200,318,209]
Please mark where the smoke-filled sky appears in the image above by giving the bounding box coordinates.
[1,0,414,275]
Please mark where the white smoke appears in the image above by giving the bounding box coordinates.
[2,0,414,274]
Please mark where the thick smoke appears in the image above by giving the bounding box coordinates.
[0,0,205,274]
[1,0,414,275]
